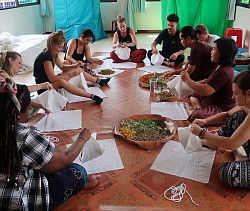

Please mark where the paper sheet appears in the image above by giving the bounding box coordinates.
[95,59,113,69]
[34,110,82,132]
[65,87,107,103]
[111,62,137,69]
[151,102,189,120]
[150,140,216,183]
[69,139,124,174]
[137,65,172,73]
[37,89,68,113]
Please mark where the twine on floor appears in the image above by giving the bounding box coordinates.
[163,183,199,206]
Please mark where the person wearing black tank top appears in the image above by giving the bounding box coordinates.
[64,29,103,69]
[34,30,110,105]
[110,16,146,63]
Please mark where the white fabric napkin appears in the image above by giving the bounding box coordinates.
[115,47,131,60]
[79,134,105,163]
[37,89,68,113]
[68,72,88,91]
[151,53,164,66]
[178,126,203,153]
[150,140,216,183]
[167,75,193,98]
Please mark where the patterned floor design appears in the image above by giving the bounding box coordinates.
[51,53,250,210]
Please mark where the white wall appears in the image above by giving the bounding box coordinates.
[100,1,161,31]
[0,5,44,35]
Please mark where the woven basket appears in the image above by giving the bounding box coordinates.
[114,114,177,150]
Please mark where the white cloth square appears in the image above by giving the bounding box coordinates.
[115,47,131,60]
[167,75,193,98]
[79,135,105,163]
[69,139,124,174]
[151,53,164,66]
[37,89,68,113]
[34,110,82,132]
[151,102,189,120]
[151,140,216,183]
[178,126,203,153]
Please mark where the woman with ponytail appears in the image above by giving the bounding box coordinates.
[0,79,100,210]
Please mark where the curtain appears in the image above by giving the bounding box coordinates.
[40,0,50,17]
[127,0,145,32]
[53,0,106,42]
[161,0,233,37]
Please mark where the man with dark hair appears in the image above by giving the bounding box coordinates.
[147,13,185,67]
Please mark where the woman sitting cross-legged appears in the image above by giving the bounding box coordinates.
[190,70,250,188]
[0,79,101,210]
[33,30,110,105]
[110,15,146,63]
[63,29,104,71]
[180,37,238,122]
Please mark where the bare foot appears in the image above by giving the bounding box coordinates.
[84,174,101,189]
[184,102,194,115]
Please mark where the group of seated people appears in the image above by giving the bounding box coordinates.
[0,12,250,210]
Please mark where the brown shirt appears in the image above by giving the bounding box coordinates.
[189,42,217,81]
[206,66,235,111]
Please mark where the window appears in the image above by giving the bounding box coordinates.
[237,0,250,8]
[0,0,39,10]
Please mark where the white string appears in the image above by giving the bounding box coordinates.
[44,135,60,143]
[163,183,199,206]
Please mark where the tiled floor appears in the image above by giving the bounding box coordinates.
[12,34,248,211]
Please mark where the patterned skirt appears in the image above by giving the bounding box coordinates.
[217,111,250,188]
[45,163,87,209]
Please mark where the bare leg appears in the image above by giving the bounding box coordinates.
[84,174,101,189]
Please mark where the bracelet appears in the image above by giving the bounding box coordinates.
[77,136,87,143]
[199,128,207,139]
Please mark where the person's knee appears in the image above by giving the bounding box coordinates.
[219,162,235,187]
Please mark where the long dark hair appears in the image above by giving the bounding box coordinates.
[80,29,95,42]
[0,82,30,179]
[214,38,238,67]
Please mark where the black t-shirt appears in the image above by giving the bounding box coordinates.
[155,29,185,58]
[33,51,54,84]
[117,27,136,51]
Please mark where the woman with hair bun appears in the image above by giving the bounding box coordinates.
[110,15,146,63]
[34,30,109,105]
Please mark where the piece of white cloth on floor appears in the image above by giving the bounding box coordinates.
[34,110,82,132]
[37,89,68,113]
[62,72,107,103]
[69,139,124,174]
[178,126,203,154]
[110,62,137,69]
[151,140,216,183]
[151,102,189,120]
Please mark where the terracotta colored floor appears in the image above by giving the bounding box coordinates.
[51,53,250,211]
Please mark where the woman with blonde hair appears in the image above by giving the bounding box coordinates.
[110,15,146,63]
[33,30,109,105]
